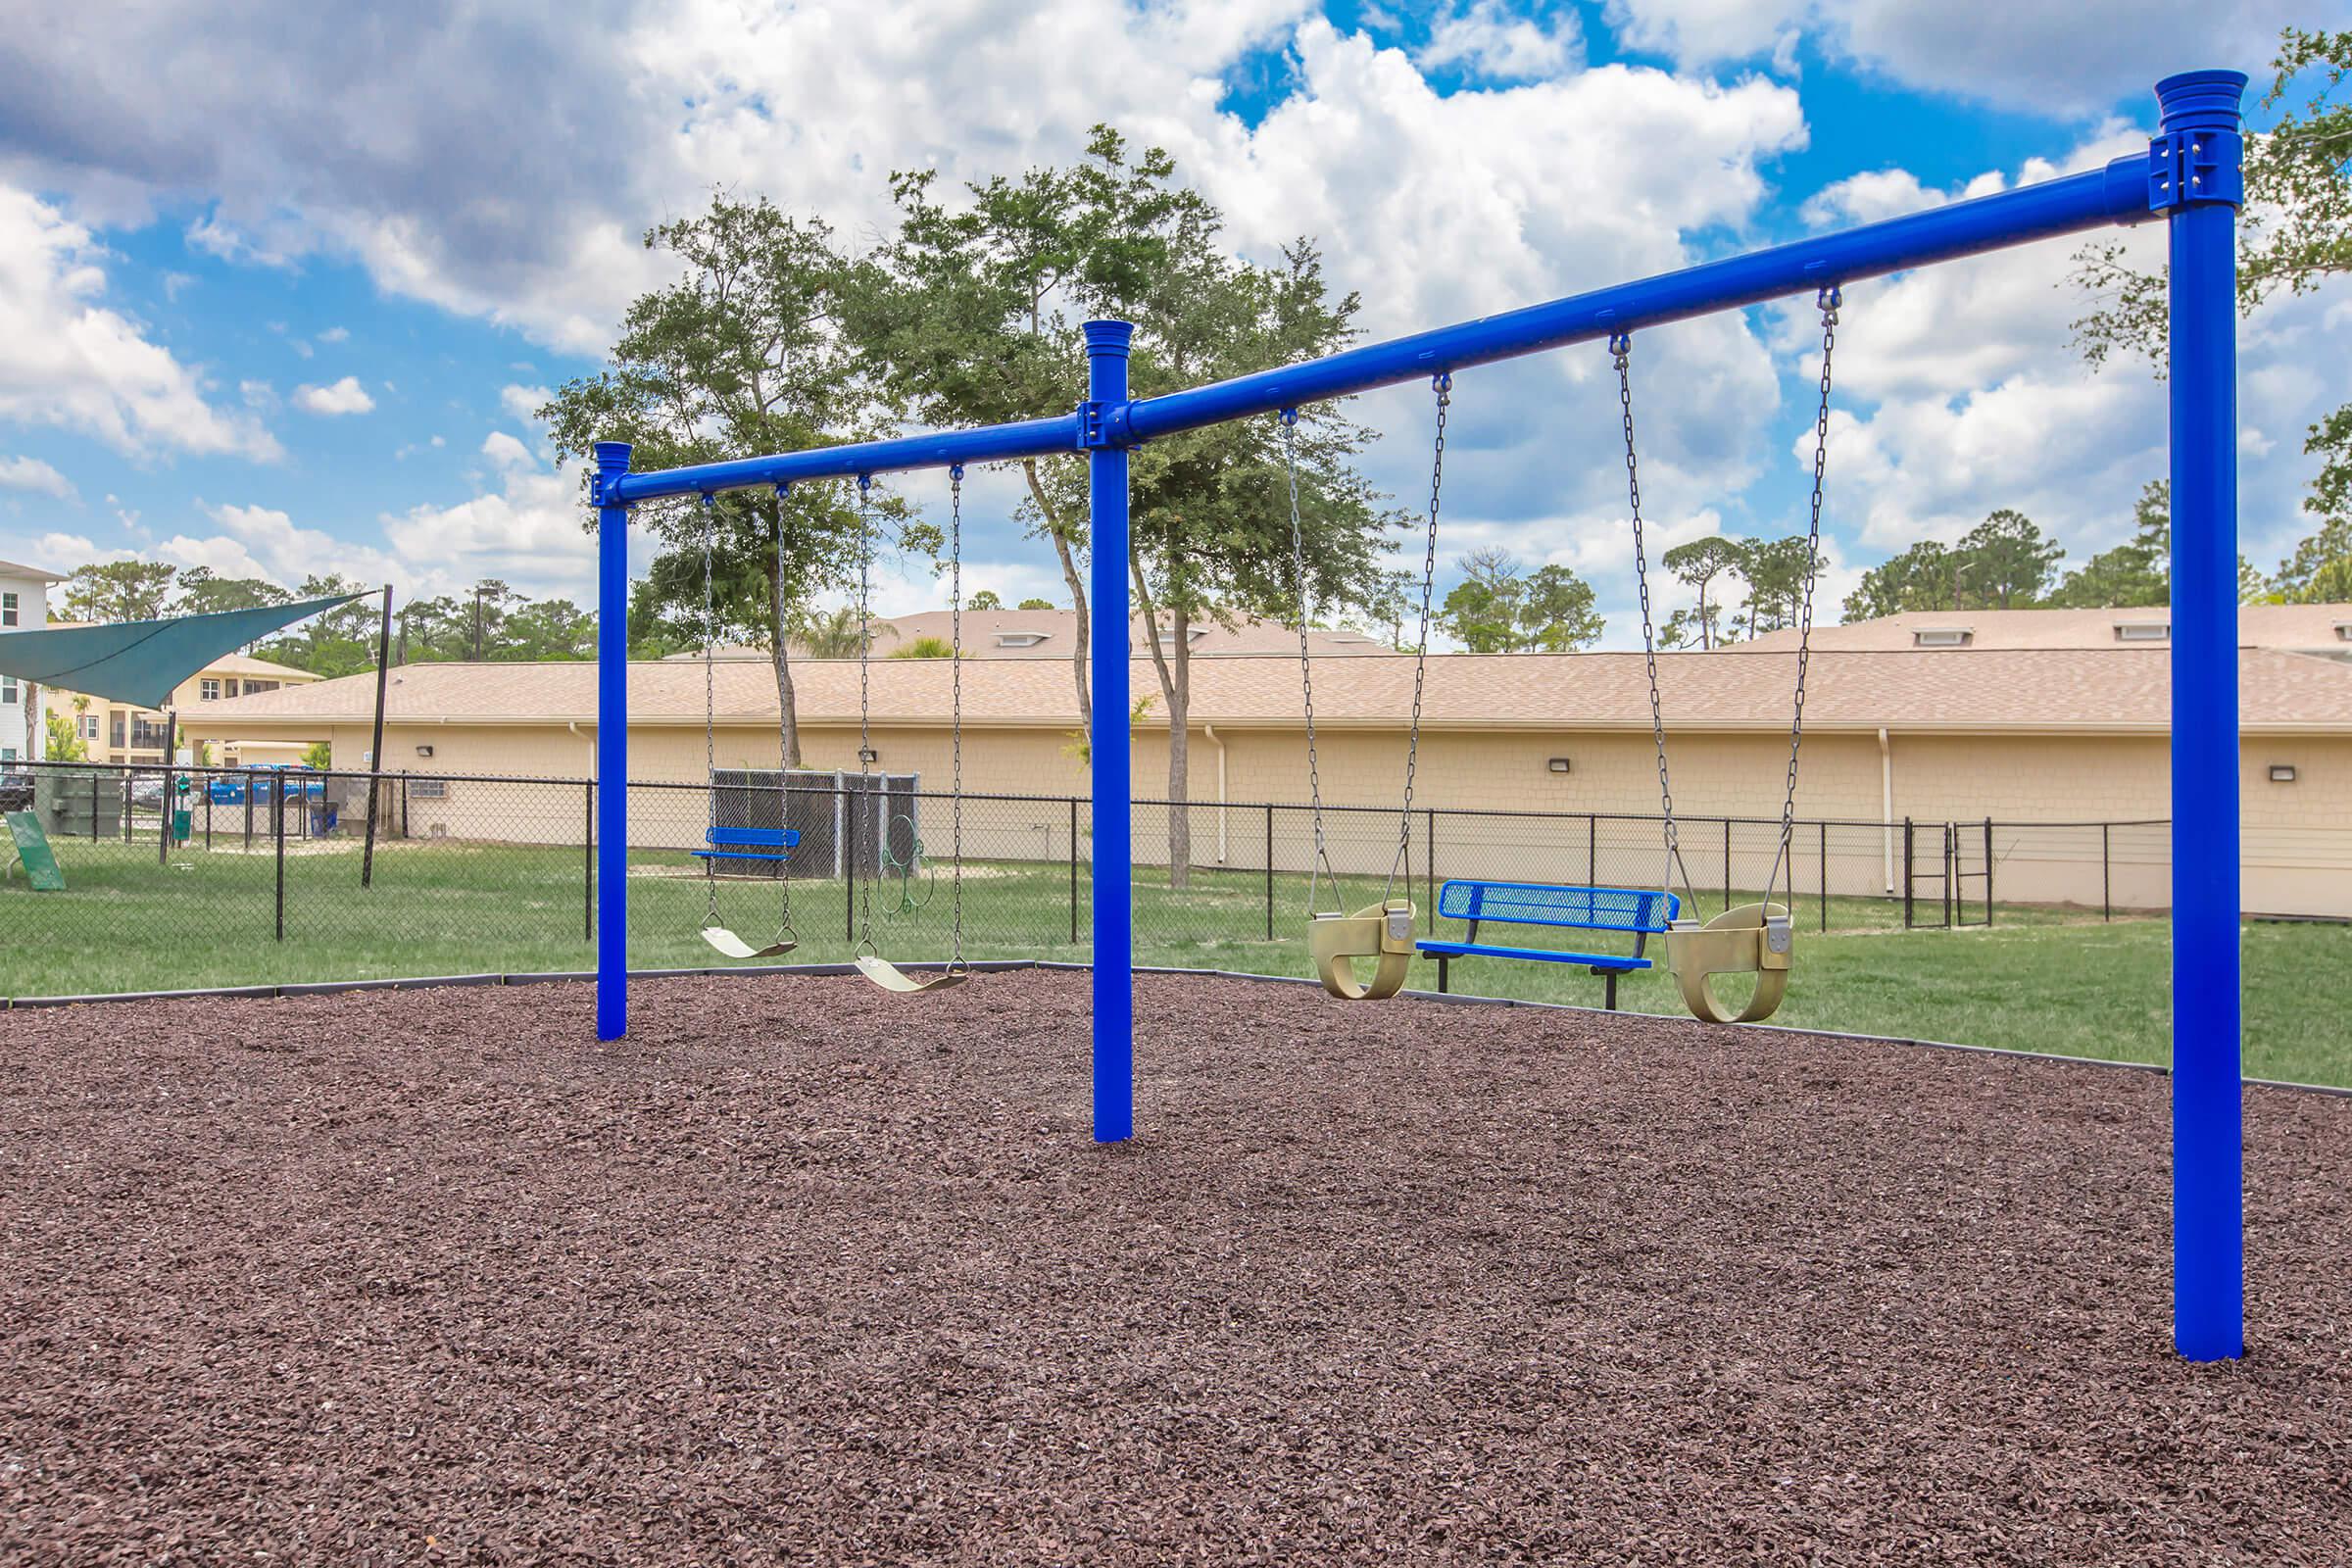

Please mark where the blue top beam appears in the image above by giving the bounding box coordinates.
[610,150,2156,503]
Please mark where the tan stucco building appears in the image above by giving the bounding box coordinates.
[185,631,2352,919]
[43,645,321,767]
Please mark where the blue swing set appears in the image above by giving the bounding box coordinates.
[587,73,2252,1362]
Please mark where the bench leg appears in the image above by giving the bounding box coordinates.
[1604,969,1620,1011]
[1438,955,1450,994]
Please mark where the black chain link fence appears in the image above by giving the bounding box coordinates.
[3,759,2177,1000]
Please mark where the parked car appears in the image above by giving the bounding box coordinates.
[0,768,30,813]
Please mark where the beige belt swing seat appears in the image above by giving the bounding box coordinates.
[1308,900,1416,1002]
[1666,901,1792,1024]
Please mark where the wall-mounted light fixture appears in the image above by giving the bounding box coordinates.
[416,744,435,759]
[1546,757,1573,774]
[859,747,880,765]
[2268,763,2297,783]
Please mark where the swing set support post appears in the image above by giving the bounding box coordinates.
[594,440,632,1043]
[588,71,2248,1355]
[2158,69,2246,1363]
[1084,319,1136,1145]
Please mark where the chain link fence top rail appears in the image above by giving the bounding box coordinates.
[3,759,2182,1000]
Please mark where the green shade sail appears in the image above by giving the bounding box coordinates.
[0,594,362,710]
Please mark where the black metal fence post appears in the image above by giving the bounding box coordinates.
[1424,807,1436,913]
[843,782,856,943]
[584,780,595,943]
[1262,804,1274,941]
[1902,817,1915,928]
[1984,817,1994,926]
[1942,822,1955,928]
[1722,817,1732,912]
[273,783,287,942]
[1819,819,1829,933]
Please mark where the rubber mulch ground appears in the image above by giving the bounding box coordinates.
[2,969,2347,1565]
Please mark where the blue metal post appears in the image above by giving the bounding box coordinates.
[1086,320,1135,1142]
[2157,70,2247,1361]
[594,441,632,1042]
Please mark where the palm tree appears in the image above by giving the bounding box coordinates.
[795,606,895,659]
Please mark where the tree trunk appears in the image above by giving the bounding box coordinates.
[1022,458,1091,734]
[1128,546,1189,891]
[767,504,802,768]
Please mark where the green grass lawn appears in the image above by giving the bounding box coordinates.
[8,832,2348,1087]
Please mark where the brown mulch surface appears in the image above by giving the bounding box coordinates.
[3,971,2347,1565]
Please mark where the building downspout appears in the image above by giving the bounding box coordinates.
[1202,722,1229,864]
[566,719,596,776]
[1879,726,1894,893]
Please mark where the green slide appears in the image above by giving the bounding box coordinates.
[3,810,65,892]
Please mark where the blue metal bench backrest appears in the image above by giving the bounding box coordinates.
[708,826,799,849]
[1437,879,1677,933]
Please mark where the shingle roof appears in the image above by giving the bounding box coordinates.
[0,558,69,582]
[682,609,1389,662]
[180,646,2352,735]
[1738,604,2352,653]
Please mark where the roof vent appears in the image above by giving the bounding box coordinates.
[2334,621,2352,643]
[1912,626,1973,648]
[2113,621,2170,643]
[994,632,1049,648]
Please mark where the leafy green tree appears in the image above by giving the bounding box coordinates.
[889,635,956,659]
[1735,535,1822,634]
[2048,481,2173,607]
[1118,234,1398,884]
[175,567,292,617]
[1440,548,1523,652]
[966,590,1004,611]
[1656,607,1702,650]
[2073,28,2352,529]
[1440,549,1601,651]
[545,193,896,767]
[851,126,1205,732]
[1661,537,1744,648]
[498,598,597,661]
[794,606,891,659]
[62,560,176,622]
[302,742,333,770]
[1016,597,1055,611]
[1957,509,2065,608]
[1842,539,1957,620]
[2272,513,2352,602]
[43,706,87,762]
[260,574,380,677]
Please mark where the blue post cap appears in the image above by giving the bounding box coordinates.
[2156,71,2247,133]
[1083,318,1135,356]
[593,440,633,472]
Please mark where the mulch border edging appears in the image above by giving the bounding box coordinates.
[5,959,2345,1100]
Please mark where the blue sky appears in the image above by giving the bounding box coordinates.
[0,0,2336,641]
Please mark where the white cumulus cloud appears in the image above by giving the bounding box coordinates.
[291,375,375,416]
[0,455,76,501]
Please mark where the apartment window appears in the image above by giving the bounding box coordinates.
[79,714,100,740]
[1912,627,1973,648]
[110,712,125,748]
[201,677,221,701]
[1,590,18,626]
[128,714,170,751]
[0,747,15,762]
[0,675,15,705]
[242,679,279,695]
[2113,622,2169,643]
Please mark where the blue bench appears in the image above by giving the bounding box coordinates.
[1417,879,1680,1009]
[692,826,800,867]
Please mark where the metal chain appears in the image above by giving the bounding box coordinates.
[1765,286,1840,908]
[701,492,720,929]
[855,475,875,956]
[1384,372,1448,902]
[772,483,796,947]
[948,465,965,971]
[1283,410,1343,916]
[1615,334,1698,908]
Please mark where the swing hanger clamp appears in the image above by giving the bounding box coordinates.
[1074,400,1137,451]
